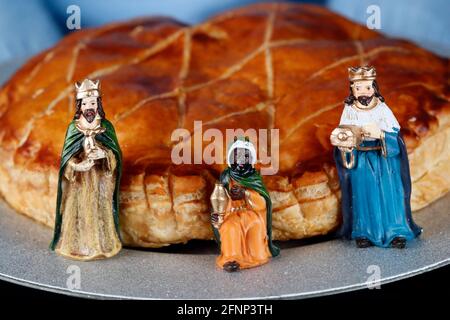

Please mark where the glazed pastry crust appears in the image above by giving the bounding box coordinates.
[0,3,448,247]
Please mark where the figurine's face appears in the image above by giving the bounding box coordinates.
[352,80,374,98]
[231,147,253,173]
[235,148,248,166]
[352,80,375,106]
[81,96,98,123]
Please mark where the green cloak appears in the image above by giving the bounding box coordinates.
[49,118,122,250]
[212,167,280,257]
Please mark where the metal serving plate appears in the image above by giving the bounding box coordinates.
[0,60,449,299]
[0,196,449,299]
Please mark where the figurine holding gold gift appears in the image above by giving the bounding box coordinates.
[330,66,422,249]
[210,137,280,272]
[49,79,123,261]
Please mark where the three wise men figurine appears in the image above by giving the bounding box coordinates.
[210,137,280,272]
[49,79,123,261]
[330,66,422,249]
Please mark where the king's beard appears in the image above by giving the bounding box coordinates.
[82,108,97,123]
[356,95,375,106]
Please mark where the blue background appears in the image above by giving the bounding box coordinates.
[0,0,448,66]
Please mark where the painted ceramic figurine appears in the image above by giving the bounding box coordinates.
[331,66,422,249]
[50,79,123,260]
[210,137,280,272]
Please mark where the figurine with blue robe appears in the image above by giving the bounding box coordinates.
[331,66,422,249]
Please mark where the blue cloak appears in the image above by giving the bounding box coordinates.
[334,129,422,247]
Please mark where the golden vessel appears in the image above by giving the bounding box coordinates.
[210,183,229,229]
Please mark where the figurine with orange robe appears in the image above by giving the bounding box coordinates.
[210,137,280,272]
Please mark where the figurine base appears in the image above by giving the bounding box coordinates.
[0,194,449,299]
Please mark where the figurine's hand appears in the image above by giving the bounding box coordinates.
[211,213,223,229]
[87,148,106,161]
[211,213,220,224]
[230,185,245,200]
[362,123,382,139]
[70,159,95,172]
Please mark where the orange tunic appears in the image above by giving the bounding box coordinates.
[216,181,272,270]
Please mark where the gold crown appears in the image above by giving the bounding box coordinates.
[75,79,100,100]
[348,66,376,82]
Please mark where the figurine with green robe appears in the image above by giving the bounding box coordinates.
[210,137,280,272]
[50,79,122,261]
